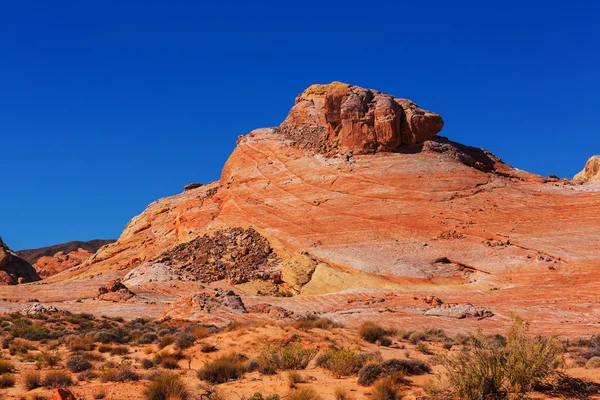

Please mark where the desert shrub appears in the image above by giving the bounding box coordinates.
[94,329,125,344]
[378,337,393,347]
[0,373,16,388]
[287,387,323,400]
[68,334,95,351]
[293,316,336,331]
[24,370,42,390]
[141,358,155,369]
[94,389,107,399]
[66,354,92,372]
[358,359,429,386]
[98,344,112,353]
[586,357,600,369]
[408,331,428,345]
[258,363,276,375]
[201,344,218,353]
[139,332,158,344]
[428,318,562,399]
[175,333,195,350]
[259,342,317,370]
[334,388,354,400]
[359,322,387,344]
[109,345,129,356]
[160,356,180,369]
[9,338,36,355]
[0,359,15,374]
[416,342,432,355]
[197,354,246,384]
[42,370,73,388]
[100,365,140,382]
[370,376,403,400]
[80,351,105,362]
[288,371,304,388]
[77,369,98,381]
[144,371,189,400]
[158,335,175,349]
[35,351,62,368]
[321,348,363,377]
[248,394,280,400]
[11,319,50,340]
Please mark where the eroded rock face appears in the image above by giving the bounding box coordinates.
[0,238,40,285]
[33,249,93,278]
[575,155,600,182]
[277,82,444,154]
[98,279,135,302]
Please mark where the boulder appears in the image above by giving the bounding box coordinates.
[98,279,135,302]
[277,82,443,154]
[0,237,40,285]
[575,155,600,182]
[51,388,77,400]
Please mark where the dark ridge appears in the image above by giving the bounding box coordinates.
[16,239,115,264]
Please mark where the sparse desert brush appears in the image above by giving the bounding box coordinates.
[35,351,62,368]
[408,331,428,345]
[23,370,42,390]
[416,342,432,355]
[287,387,323,400]
[247,393,280,400]
[197,354,246,384]
[0,373,16,388]
[0,359,15,373]
[10,318,50,341]
[66,354,92,372]
[141,358,155,369]
[359,322,388,344]
[427,317,562,400]
[201,343,218,353]
[287,371,304,388]
[334,388,354,400]
[160,356,180,369]
[174,332,195,350]
[94,328,126,344]
[68,334,95,351]
[378,336,393,347]
[320,348,363,377]
[9,338,36,355]
[42,370,73,388]
[190,325,212,339]
[358,359,429,386]
[144,371,189,400]
[93,388,107,399]
[586,356,600,369]
[158,335,175,349]
[109,345,129,356]
[293,315,336,331]
[370,376,403,400]
[259,342,317,370]
[144,346,154,355]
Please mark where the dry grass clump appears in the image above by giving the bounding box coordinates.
[0,373,16,388]
[426,317,562,400]
[334,387,354,400]
[68,334,95,351]
[259,342,317,371]
[100,363,140,382]
[318,348,363,377]
[358,359,430,386]
[23,370,42,390]
[287,387,323,400]
[144,371,189,400]
[197,354,246,384]
[359,322,388,344]
[370,376,403,400]
[0,359,15,374]
[42,370,73,388]
[293,316,336,331]
[66,354,92,372]
[287,371,305,388]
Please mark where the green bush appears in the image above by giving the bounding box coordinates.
[320,348,362,377]
[259,342,317,370]
[197,354,246,384]
[144,371,189,400]
[11,319,50,340]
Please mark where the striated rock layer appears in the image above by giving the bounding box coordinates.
[6,82,600,336]
[575,155,600,182]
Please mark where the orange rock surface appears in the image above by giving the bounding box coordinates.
[33,248,93,278]
[4,82,600,336]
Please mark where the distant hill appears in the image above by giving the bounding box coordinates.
[17,239,115,265]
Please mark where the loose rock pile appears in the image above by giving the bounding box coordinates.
[155,228,281,284]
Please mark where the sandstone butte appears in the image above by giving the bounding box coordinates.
[2,82,599,337]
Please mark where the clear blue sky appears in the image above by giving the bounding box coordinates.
[2,1,598,250]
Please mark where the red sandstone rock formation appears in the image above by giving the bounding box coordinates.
[0,238,40,285]
[33,248,93,278]
[28,82,600,335]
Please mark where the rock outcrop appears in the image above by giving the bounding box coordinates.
[98,279,135,302]
[277,82,444,155]
[0,238,40,285]
[575,155,600,183]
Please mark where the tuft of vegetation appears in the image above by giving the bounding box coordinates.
[0,359,15,374]
[359,322,388,344]
[259,342,317,371]
[358,359,430,386]
[100,364,140,382]
[334,388,354,400]
[197,354,246,384]
[426,317,562,399]
[320,348,363,377]
[66,354,92,372]
[42,370,73,388]
[24,370,42,390]
[293,316,336,331]
[144,371,189,400]
[370,376,403,400]
[287,387,323,400]
[0,373,16,388]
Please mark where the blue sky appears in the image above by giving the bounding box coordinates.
[1,1,599,250]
